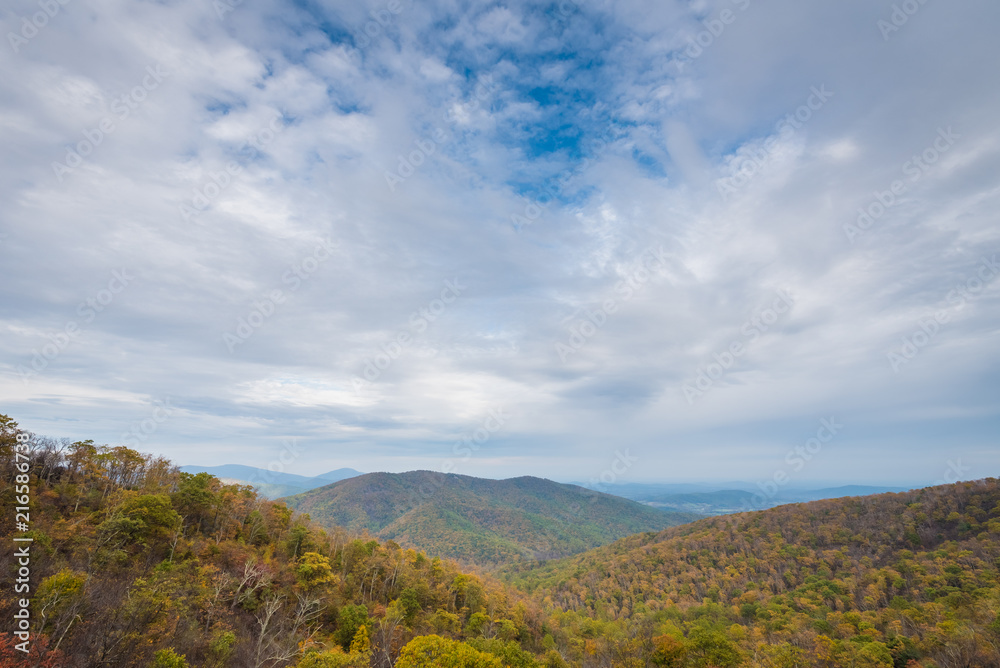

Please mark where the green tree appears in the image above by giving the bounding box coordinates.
[686,627,741,668]
[857,642,894,668]
[468,637,539,668]
[150,648,189,668]
[336,604,370,650]
[398,587,421,623]
[296,649,368,668]
[396,635,503,668]
[297,552,338,591]
[171,472,218,531]
[651,634,687,668]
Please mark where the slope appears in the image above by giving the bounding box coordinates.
[282,470,701,565]
[504,478,1000,667]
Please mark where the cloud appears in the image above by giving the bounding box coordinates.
[1,0,998,485]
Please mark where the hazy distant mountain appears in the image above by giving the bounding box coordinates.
[315,467,363,482]
[282,471,701,565]
[638,489,759,514]
[587,482,913,515]
[791,484,911,500]
[180,464,363,499]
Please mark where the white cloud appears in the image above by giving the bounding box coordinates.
[0,0,998,484]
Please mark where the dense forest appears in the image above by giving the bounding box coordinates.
[0,415,550,667]
[282,471,699,566]
[504,480,1000,668]
[2,413,999,667]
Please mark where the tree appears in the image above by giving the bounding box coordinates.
[650,634,687,668]
[171,472,219,532]
[296,648,369,668]
[350,625,371,655]
[36,569,87,652]
[468,637,540,668]
[151,648,190,668]
[395,635,503,668]
[336,604,371,650]
[297,551,338,591]
[97,492,181,553]
[686,627,741,668]
[0,632,64,668]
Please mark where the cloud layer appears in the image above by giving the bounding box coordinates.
[2,0,998,486]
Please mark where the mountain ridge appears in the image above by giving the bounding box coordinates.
[281,470,701,565]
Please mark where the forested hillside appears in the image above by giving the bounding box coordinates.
[505,480,1000,667]
[3,412,999,668]
[282,472,700,566]
[0,415,552,667]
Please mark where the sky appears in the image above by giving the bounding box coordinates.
[1,0,998,488]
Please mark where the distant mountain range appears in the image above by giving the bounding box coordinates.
[281,471,702,565]
[179,464,362,499]
[578,482,912,514]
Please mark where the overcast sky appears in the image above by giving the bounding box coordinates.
[2,0,998,487]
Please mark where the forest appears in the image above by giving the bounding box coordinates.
[2,413,999,667]
[282,471,699,566]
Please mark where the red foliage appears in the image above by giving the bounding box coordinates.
[0,632,65,668]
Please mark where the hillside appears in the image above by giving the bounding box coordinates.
[505,479,1000,667]
[282,471,701,565]
[0,414,555,667]
[4,412,999,667]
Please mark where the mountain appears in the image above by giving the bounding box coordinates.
[4,409,999,668]
[792,484,912,500]
[315,467,363,482]
[505,478,1000,667]
[281,471,701,565]
[179,464,363,499]
[639,489,759,514]
[0,415,545,667]
[588,482,913,514]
